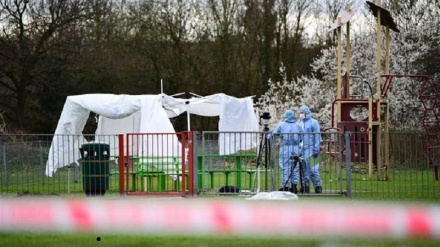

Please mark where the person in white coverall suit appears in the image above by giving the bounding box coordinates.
[272,110,303,193]
[298,104,322,193]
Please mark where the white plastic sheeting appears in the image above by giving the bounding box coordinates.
[96,93,259,155]
[245,191,299,201]
[95,95,180,159]
[161,93,221,118]
[219,94,259,155]
[46,93,259,176]
[46,94,175,177]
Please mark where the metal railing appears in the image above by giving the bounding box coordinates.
[1,131,439,200]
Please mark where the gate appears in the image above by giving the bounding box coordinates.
[117,132,196,196]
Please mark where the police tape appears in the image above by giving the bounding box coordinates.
[1,198,439,238]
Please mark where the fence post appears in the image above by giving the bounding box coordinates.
[39,140,45,185]
[118,134,125,197]
[191,131,198,197]
[337,131,343,193]
[2,142,7,187]
[344,132,352,198]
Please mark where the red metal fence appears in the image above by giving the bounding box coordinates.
[117,132,195,196]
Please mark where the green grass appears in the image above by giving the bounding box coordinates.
[1,157,439,201]
[0,234,438,247]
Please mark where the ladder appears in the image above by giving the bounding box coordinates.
[419,76,440,180]
[382,74,440,181]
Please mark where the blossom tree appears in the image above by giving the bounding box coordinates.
[255,64,304,130]
[257,3,439,131]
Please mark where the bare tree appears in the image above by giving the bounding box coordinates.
[312,0,349,46]
[206,0,241,93]
[285,0,313,78]
[0,0,94,131]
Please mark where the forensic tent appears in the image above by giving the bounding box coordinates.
[162,93,259,154]
[97,93,259,154]
[46,93,259,177]
[45,94,177,177]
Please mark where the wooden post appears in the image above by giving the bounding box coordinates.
[345,4,351,98]
[376,123,382,180]
[376,0,382,107]
[384,26,390,180]
[374,0,382,180]
[346,23,351,97]
[337,17,342,122]
[385,27,390,74]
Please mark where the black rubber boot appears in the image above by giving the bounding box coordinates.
[289,184,298,194]
[300,186,310,194]
[315,186,322,194]
[279,186,289,191]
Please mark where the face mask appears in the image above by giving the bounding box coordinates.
[299,113,305,120]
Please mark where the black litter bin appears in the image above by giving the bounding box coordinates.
[79,143,110,196]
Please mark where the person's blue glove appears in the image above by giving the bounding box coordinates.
[313,150,319,158]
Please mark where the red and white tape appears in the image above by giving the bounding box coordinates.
[1,198,439,238]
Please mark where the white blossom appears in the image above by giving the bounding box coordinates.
[257,10,438,131]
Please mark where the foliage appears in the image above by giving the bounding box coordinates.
[256,2,440,130]
[255,64,303,129]
[0,0,329,133]
[0,113,6,133]
[0,1,438,133]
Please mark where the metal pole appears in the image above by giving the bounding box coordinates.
[253,132,265,193]
[345,132,352,198]
[192,131,198,197]
[118,134,125,196]
[264,134,269,191]
[368,98,373,179]
[39,140,45,185]
[187,110,191,131]
[67,166,71,194]
[265,133,275,191]
[2,142,7,187]
[338,132,343,188]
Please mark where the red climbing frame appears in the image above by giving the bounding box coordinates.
[381,74,440,180]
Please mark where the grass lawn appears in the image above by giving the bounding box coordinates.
[1,154,439,201]
[1,234,439,247]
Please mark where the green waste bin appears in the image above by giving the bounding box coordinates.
[79,143,110,196]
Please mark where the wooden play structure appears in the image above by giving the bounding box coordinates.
[325,0,440,180]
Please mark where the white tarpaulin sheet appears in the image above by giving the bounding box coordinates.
[45,94,177,176]
[218,94,259,155]
[98,93,259,155]
[245,191,299,201]
[161,93,221,117]
[95,95,180,159]
[46,93,259,176]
